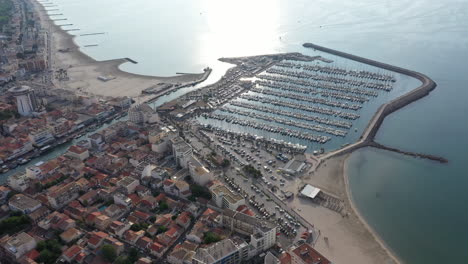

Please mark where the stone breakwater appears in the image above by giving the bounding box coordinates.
[303,43,446,163]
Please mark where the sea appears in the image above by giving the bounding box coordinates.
[13,0,468,263]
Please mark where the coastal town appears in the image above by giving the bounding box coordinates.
[0,0,441,264]
[0,0,336,263]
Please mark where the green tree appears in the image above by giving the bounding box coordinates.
[159,201,169,211]
[156,225,168,234]
[101,244,117,262]
[221,159,231,168]
[190,184,212,200]
[203,232,221,244]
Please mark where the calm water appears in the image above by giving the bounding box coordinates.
[36,0,468,263]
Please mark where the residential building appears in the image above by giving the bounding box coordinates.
[209,183,245,210]
[170,137,193,168]
[8,194,41,214]
[128,103,154,125]
[288,243,332,264]
[192,238,249,264]
[7,171,29,192]
[0,232,37,262]
[8,86,39,116]
[47,182,80,209]
[117,176,140,194]
[66,145,90,161]
[28,128,54,147]
[188,156,213,186]
[221,209,277,257]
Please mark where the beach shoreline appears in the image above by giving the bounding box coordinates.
[31,0,209,99]
[342,152,402,264]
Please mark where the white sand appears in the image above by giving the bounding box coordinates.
[283,155,400,264]
[33,0,206,99]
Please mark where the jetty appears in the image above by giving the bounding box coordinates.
[80,32,106,36]
[302,43,445,164]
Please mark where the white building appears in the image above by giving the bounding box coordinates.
[0,232,37,261]
[28,128,55,147]
[209,182,245,211]
[7,171,29,192]
[170,137,193,168]
[192,237,249,264]
[113,192,132,207]
[117,176,140,194]
[128,103,154,125]
[221,209,277,257]
[8,194,42,214]
[188,156,214,186]
[8,86,39,116]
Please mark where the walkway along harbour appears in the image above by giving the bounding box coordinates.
[302,43,446,167]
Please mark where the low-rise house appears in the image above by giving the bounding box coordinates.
[123,230,145,245]
[128,210,151,224]
[77,189,99,206]
[104,204,127,219]
[167,241,198,264]
[60,228,83,244]
[176,211,192,230]
[156,226,182,246]
[61,245,82,262]
[149,242,166,258]
[38,211,75,231]
[87,231,109,250]
[108,221,131,238]
[102,237,125,255]
[135,236,152,250]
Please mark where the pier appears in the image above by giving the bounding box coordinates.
[80,32,106,36]
[369,142,448,163]
[125,58,138,64]
[302,43,445,164]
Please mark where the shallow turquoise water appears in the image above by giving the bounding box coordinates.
[33,0,468,263]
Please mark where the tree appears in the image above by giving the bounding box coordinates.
[190,184,212,200]
[157,225,168,234]
[36,239,62,264]
[221,159,231,168]
[130,223,142,231]
[203,232,221,244]
[128,247,139,263]
[159,201,169,211]
[101,244,117,262]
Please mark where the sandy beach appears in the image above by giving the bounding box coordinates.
[32,0,208,99]
[283,154,400,264]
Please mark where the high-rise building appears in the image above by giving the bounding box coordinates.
[9,86,38,116]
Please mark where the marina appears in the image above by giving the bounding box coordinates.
[184,50,420,153]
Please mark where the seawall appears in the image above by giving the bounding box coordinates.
[303,43,439,161]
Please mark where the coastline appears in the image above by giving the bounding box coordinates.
[342,153,402,264]
[31,0,209,99]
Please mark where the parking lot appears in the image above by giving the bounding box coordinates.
[184,127,319,246]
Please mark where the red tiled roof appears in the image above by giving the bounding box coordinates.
[68,145,88,154]
[25,249,40,260]
[63,245,82,259]
[291,244,331,264]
